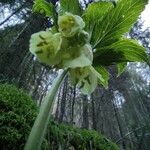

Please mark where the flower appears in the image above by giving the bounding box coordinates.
[58,13,85,37]
[29,13,106,95]
[77,30,90,46]
[69,65,106,95]
[29,31,62,66]
[69,66,98,95]
[59,44,93,68]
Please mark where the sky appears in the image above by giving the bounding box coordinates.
[0,0,150,29]
[141,0,150,29]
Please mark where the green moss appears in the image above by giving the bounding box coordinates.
[0,84,119,150]
[46,120,119,150]
[0,84,38,150]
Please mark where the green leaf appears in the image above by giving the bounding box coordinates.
[86,0,148,48]
[83,1,113,38]
[83,2,113,26]
[117,62,127,77]
[90,66,109,88]
[94,66,109,88]
[33,0,55,17]
[93,39,150,66]
[59,0,82,15]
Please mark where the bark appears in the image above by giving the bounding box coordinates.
[58,76,68,122]
[70,85,76,124]
[91,93,97,130]
[82,95,89,129]
[112,98,126,150]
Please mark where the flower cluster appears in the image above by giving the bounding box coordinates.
[30,13,100,95]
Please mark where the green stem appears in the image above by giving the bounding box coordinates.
[24,70,68,150]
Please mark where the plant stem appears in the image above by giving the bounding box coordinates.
[24,70,68,150]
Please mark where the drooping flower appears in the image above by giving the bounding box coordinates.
[69,66,97,95]
[29,12,105,95]
[58,13,85,37]
[69,65,105,95]
[29,31,62,66]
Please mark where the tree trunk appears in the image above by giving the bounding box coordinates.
[82,95,89,129]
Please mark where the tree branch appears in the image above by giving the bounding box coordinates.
[116,125,146,144]
[0,4,25,26]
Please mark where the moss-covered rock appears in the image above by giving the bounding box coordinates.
[0,84,38,150]
[46,120,119,150]
[0,84,119,150]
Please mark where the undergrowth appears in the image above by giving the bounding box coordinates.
[0,84,119,150]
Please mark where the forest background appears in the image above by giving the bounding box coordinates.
[0,0,150,149]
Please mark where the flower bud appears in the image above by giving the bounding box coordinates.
[58,13,85,37]
[29,31,62,65]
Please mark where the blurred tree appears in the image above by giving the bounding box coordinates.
[0,1,150,149]
[0,0,58,103]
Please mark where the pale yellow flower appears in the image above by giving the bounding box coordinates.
[60,44,93,68]
[58,13,85,37]
[29,31,62,65]
[69,66,98,95]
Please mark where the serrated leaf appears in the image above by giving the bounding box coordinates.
[87,0,148,48]
[83,1,113,38]
[83,2,113,26]
[59,0,82,15]
[117,62,127,77]
[93,39,150,66]
[33,0,55,17]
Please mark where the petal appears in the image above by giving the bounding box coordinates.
[58,13,85,37]
[79,71,97,95]
[69,66,98,95]
[89,66,105,83]
[29,31,53,54]
[74,15,85,29]
[29,31,62,66]
[61,44,93,68]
